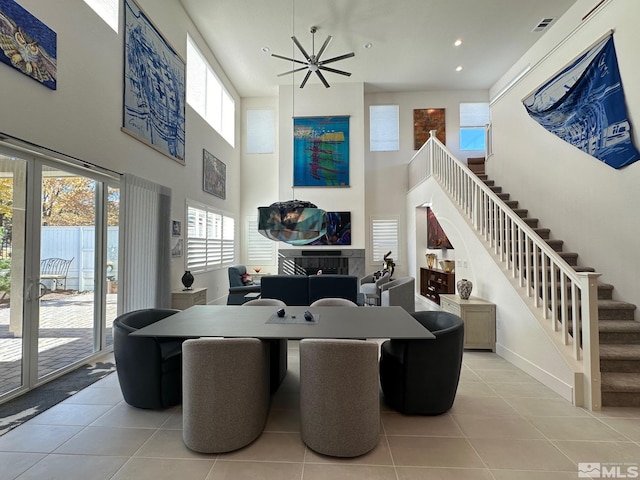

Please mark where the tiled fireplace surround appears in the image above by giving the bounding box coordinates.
[278,249,365,279]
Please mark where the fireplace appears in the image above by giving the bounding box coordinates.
[278,249,365,278]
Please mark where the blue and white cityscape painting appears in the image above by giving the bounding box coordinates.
[123,0,185,163]
[0,0,57,89]
[523,35,639,169]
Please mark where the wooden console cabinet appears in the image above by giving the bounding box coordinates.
[419,267,455,305]
[439,294,496,351]
[171,287,207,310]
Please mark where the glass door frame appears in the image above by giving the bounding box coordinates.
[0,142,120,400]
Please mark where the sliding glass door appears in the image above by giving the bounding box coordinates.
[0,148,118,401]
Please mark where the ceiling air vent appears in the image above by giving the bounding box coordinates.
[532,17,555,32]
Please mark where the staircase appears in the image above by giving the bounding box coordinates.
[476,172,639,407]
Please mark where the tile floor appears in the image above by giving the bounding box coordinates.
[2,300,640,479]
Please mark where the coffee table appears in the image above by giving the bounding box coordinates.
[130,305,434,340]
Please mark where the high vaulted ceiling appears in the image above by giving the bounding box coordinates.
[179,0,577,98]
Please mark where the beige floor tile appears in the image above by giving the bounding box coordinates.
[387,436,484,468]
[504,397,590,417]
[304,435,393,465]
[527,416,627,441]
[62,386,124,405]
[206,460,303,480]
[395,466,494,479]
[13,454,127,480]
[135,429,213,459]
[490,382,563,399]
[473,369,539,384]
[490,470,577,480]
[599,417,640,441]
[160,409,184,430]
[552,440,640,464]
[217,432,305,462]
[468,438,575,471]
[455,381,498,397]
[458,369,482,383]
[270,390,300,410]
[53,426,155,456]
[90,403,174,428]
[112,457,214,480]
[28,403,112,426]
[264,408,300,433]
[381,412,463,437]
[0,452,46,479]
[302,463,397,480]
[452,414,545,439]
[449,395,520,417]
[0,424,83,453]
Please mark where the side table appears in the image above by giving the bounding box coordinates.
[172,287,207,310]
[439,294,496,351]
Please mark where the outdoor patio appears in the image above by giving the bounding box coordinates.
[0,292,117,398]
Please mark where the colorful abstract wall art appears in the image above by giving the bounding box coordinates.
[293,116,350,187]
[123,0,185,163]
[0,1,57,89]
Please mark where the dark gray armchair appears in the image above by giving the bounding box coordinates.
[227,264,261,305]
[113,308,183,409]
[379,311,464,415]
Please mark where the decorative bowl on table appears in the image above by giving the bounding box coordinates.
[439,260,455,273]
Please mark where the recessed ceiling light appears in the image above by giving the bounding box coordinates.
[363,42,373,49]
[456,65,463,72]
[261,46,270,53]
[454,39,463,47]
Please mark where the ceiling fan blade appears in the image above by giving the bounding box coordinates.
[315,35,333,61]
[277,66,310,77]
[319,52,355,65]
[315,70,330,88]
[299,70,313,88]
[291,35,311,61]
[271,53,308,66]
[318,65,352,77]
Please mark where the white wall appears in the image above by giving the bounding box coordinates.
[364,90,488,276]
[0,0,241,303]
[407,177,577,402]
[489,0,640,316]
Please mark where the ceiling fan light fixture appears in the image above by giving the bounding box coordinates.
[271,26,355,88]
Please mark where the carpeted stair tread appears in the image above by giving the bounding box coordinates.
[598,320,640,333]
[601,373,640,392]
[600,344,640,360]
[513,208,529,218]
[533,228,550,239]
[598,299,637,312]
[545,239,564,251]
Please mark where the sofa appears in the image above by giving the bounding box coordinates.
[260,274,364,306]
[380,276,415,312]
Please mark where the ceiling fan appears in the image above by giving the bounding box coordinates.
[272,26,355,88]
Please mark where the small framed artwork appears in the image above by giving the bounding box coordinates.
[203,149,226,199]
[172,220,181,236]
[414,108,446,149]
[171,238,183,257]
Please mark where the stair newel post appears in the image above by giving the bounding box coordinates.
[428,130,437,177]
[578,271,602,411]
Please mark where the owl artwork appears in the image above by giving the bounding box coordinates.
[0,4,57,90]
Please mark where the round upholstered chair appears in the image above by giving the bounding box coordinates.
[243,298,286,307]
[310,298,358,307]
[299,338,380,457]
[113,308,183,409]
[379,310,464,415]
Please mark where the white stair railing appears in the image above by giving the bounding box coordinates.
[409,131,601,410]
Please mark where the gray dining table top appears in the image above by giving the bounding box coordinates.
[130,305,434,340]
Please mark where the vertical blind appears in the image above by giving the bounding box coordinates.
[120,174,171,311]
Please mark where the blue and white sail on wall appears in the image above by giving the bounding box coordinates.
[523,35,639,169]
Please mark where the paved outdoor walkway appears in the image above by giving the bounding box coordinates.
[0,292,117,397]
